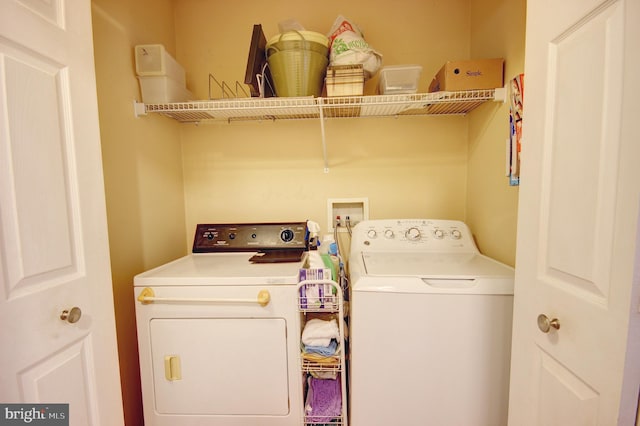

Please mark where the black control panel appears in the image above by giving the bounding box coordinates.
[192,222,308,253]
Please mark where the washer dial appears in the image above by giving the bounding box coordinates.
[405,227,421,241]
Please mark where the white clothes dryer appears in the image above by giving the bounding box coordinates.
[134,222,308,426]
[348,219,514,426]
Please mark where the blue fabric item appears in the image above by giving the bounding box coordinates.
[304,339,338,356]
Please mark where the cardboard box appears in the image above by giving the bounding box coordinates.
[428,58,504,92]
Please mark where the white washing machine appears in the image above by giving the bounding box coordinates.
[348,219,514,426]
[134,222,308,426]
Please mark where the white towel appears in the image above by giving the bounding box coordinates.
[302,318,340,347]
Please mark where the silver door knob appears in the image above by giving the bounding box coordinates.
[537,314,560,333]
[60,307,82,324]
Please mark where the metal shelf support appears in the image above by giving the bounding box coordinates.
[318,97,329,173]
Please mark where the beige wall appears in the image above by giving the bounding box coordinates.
[175,0,523,265]
[175,0,471,99]
[175,0,478,250]
[91,0,524,424]
[466,0,526,266]
[91,1,186,424]
[181,116,469,231]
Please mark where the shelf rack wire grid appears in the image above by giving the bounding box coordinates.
[142,89,498,123]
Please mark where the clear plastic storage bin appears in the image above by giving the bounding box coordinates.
[138,76,193,104]
[378,65,422,95]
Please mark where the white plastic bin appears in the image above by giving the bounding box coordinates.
[135,44,186,86]
[138,76,192,104]
[378,65,422,94]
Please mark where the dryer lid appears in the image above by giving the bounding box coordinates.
[134,252,307,286]
[361,251,514,279]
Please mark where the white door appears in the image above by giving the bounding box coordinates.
[0,0,124,425]
[508,0,640,424]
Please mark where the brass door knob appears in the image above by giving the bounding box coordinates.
[60,307,82,324]
[537,314,560,333]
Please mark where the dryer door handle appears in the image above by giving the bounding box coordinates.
[137,287,271,307]
[164,355,182,381]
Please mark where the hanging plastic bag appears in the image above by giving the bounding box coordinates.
[327,15,382,79]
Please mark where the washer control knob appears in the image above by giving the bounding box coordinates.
[367,229,378,239]
[384,229,395,239]
[405,227,421,241]
[434,229,445,239]
[451,229,462,240]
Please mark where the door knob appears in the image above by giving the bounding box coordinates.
[60,307,82,323]
[537,314,560,333]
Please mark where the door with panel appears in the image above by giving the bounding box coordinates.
[0,0,124,424]
[508,0,640,424]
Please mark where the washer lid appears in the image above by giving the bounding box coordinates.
[361,252,514,279]
[134,253,306,286]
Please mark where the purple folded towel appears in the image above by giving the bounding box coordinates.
[305,375,342,422]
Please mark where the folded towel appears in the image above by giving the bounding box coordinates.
[302,352,340,364]
[305,375,342,422]
[301,318,340,347]
[304,339,339,356]
[310,370,338,380]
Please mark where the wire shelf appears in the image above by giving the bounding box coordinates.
[298,279,348,425]
[298,299,340,312]
[142,89,500,123]
[305,415,345,425]
[301,358,342,373]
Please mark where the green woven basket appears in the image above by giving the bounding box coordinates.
[267,30,328,59]
[268,49,328,97]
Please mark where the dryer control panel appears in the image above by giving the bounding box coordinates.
[352,219,478,253]
[193,222,308,252]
